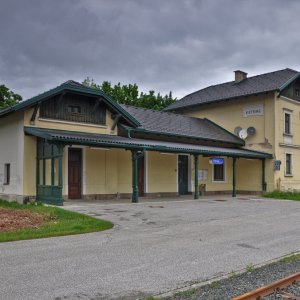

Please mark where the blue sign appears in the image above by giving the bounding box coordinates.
[211,158,224,165]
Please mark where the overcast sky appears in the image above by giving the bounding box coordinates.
[1,0,300,100]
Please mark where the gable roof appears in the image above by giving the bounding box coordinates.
[0,81,140,127]
[165,68,300,111]
[121,105,244,145]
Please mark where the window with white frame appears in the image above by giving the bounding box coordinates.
[213,162,225,182]
[284,111,292,135]
[4,163,10,185]
[285,153,292,176]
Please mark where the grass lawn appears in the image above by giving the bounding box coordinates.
[263,191,300,201]
[0,200,113,242]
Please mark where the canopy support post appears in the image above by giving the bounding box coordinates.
[232,157,237,197]
[131,150,139,203]
[262,158,267,192]
[194,154,199,199]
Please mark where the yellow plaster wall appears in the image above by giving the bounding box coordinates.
[117,149,132,193]
[273,95,300,190]
[23,135,36,196]
[185,94,275,153]
[183,94,275,192]
[190,156,262,192]
[191,156,233,191]
[84,148,132,195]
[147,152,177,193]
[24,108,117,135]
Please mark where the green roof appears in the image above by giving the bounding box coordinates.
[24,126,272,159]
[0,80,140,127]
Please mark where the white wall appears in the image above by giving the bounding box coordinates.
[0,112,24,201]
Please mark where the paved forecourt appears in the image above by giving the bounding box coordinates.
[0,196,299,299]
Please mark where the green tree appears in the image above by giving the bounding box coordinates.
[82,77,176,110]
[0,84,22,110]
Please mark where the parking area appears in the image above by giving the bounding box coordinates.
[0,196,300,300]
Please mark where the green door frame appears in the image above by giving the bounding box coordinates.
[36,138,64,205]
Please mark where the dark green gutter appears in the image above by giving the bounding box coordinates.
[278,72,300,92]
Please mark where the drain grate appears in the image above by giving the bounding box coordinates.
[149,205,164,208]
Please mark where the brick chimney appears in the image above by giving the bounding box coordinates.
[234,70,247,82]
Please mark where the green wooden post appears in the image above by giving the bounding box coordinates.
[232,157,237,197]
[57,145,64,206]
[262,158,266,192]
[194,155,199,199]
[131,150,139,203]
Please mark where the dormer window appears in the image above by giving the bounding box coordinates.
[67,105,81,114]
[295,88,300,97]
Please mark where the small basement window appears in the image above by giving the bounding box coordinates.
[67,105,81,114]
[4,163,10,185]
[285,153,292,176]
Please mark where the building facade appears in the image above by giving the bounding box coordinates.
[165,68,300,193]
[0,80,272,205]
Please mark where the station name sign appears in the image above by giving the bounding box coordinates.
[243,104,264,117]
[210,158,224,165]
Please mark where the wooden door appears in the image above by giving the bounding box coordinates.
[138,156,145,196]
[178,155,188,195]
[68,148,82,199]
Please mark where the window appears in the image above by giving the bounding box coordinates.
[284,112,291,134]
[67,105,81,114]
[295,88,300,97]
[4,163,10,185]
[213,163,225,182]
[285,153,292,176]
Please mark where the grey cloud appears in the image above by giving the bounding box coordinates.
[0,0,300,100]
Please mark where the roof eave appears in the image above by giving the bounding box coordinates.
[119,124,245,146]
[0,83,140,127]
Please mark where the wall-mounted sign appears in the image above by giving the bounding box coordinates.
[198,169,208,181]
[274,160,281,171]
[209,158,224,165]
[243,104,264,117]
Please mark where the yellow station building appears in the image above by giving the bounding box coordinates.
[1,68,298,205]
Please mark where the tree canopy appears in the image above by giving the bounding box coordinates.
[0,84,22,110]
[82,78,176,110]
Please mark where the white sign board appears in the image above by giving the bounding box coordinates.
[243,104,264,117]
[198,169,208,181]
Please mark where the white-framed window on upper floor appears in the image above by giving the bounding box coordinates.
[285,153,293,177]
[284,110,292,135]
[294,88,300,97]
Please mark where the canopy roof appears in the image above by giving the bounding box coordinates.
[24,127,272,159]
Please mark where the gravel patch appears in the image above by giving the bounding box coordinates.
[162,254,300,300]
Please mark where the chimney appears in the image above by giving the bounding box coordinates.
[234,70,247,82]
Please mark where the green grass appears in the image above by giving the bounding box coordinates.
[264,191,300,201]
[0,200,113,242]
[246,263,255,273]
[280,253,300,263]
